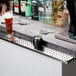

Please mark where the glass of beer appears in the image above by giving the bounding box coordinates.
[4,12,14,41]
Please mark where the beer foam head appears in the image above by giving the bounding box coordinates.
[3,11,12,19]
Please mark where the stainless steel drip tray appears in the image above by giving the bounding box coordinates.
[0,29,74,64]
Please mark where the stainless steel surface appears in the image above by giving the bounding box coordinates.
[15,37,34,49]
[43,47,73,63]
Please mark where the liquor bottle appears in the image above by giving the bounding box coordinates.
[38,0,45,22]
[52,0,65,26]
[13,0,20,14]
[25,1,31,18]
[52,0,60,25]
[31,0,39,20]
[44,0,52,24]
[25,0,31,1]
[57,1,65,26]
[20,0,26,16]
[64,0,69,25]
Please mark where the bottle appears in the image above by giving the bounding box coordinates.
[44,0,52,24]
[52,0,64,26]
[13,0,20,14]
[38,0,45,22]
[25,0,31,1]
[31,1,39,20]
[52,0,59,25]
[64,0,69,25]
[57,1,65,26]
[20,0,26,16]
[25,1,31,18]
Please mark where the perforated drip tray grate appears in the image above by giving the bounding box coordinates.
[43,47,73,63]
[14,37,34,49]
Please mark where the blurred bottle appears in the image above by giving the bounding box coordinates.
[38,0,45,22]
[57,1,65,26]
[44,0,52,24]
[31,1,39,20]
[52,0,65,26]
[25,1,31,18]
[13,0,20,14]
[64,0,69,25]
[52,0,60,25]
[20,0,26,16]
[25,0,31,1]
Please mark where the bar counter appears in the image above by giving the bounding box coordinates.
[0,15,76,76]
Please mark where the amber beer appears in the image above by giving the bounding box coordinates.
[4,12,13,38]
[5,18,12,35]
